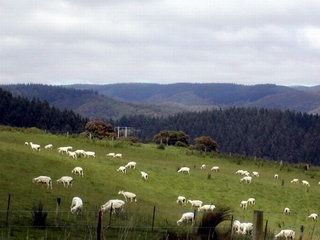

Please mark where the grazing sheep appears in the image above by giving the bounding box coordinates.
[211,166,220,172]
[274,174,279,179]
[302,180,310,187]
[141,171,148,181]
[117,166,126,174]
[115,153,122,158]
[177,212,194,226]
[75,150,86,157]
[235,170,244,175]
[284,207,291,215]
[243,171,250,176]
[44,144,53,149]
[247,198,255,206]
[30,142,41,151]
[240,223,253,235]
[252,171,259,177]
[118,190,137,202]
[240,200,248,209]
[32,176,52,189]
[307,213,318,221]
[72,167,84,177]
[290,179,299,184]
[56,176,73,188]
[70,197,83,215]
[198,204,215,212]
[24,142,29,145]
[200,164,206,170]
[187,200,203,209]
[232,220,241,232]
[58,146,72,154]
[177,167,190,174]
[106,153,116,157]
[101,199,125,213]
[125,161,136,169]
[85,151,95,158]
[67,151,77,159]
[240,176,252,184]
[176,196,186,205]
[274,229,295,239]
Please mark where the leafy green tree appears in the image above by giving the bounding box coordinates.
[153,130,190,146]
[195,136,218,152]
[85,120,115,139]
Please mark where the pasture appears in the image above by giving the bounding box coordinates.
[0,127,319,239]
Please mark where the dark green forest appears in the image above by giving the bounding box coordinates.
[115,108,320,164]
[0,88,86,133]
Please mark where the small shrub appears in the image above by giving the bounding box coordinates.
[157,143,166,150]
[31,201,47,228]
[175,141,188,148]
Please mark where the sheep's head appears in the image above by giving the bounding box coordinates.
[118,190,123,195]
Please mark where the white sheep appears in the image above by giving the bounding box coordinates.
[70,197,83,215]
[177,167,190,174]
[106,153,116,157]
[101,199,125,213]
[117,166,127,174]
[72,167,84,177]
[141,171,148,181]
[240,223,253,235]
[240,200,248,209]
[125,161,136,169]
[56,176,73,188]
[235,170,244,175]
[30,142,40,151]
[240,176,252,184]
[177,212,194,226]
[307,213,318,221]
[67,151,77,159]
[176,196,186,205]
[115,153,122,158]
[44,144,53,149]
[58,146,72,154]
[24,142,29,145]
[302,180,310,187]
[32,176,52,189]
[198,204,215,212]
[211,166,220,172]
[252,171,259,177]
[274,174,279,179]
[85,151,95,158]
[284,207,291,215]
[243,171,250,176]
[290,179,299,184]
[187,200,203,208]
[75,149,86,157]
[247,198,255,206]
[274,229,295,239]
[118,190,137,202]
[200,164,206,170]
[232,220,241,232]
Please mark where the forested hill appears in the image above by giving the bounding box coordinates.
[0,88,86,133]
[115,108,320,164]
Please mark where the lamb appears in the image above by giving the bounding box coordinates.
[44,144,53,149]
[101,199,125,213]
[187,200,203,208]
[177,196,186,205]
[247,198,255,206]
[240,200,248,209]
[290,179,299,184]
[177,212,194,226]
[141,171,148,181]
[274,174,279,179]
[106,153,116,157]
[115,153,122,158]
[302,180,310,187]
[70,197,83,215]
[75,149,86,157]
[284,207,291,215]
[252,171,259,177]
[125,161,136,169]
[72,167,84,177]
[198,204,215,212]
[307,213,318,221]
[30,142,41,151]
[274,229,295,239]
[211,166,220,172]
[85,151,95,158]
[67,151,77,159]
[235,170,244,175]
[32,176,52,189]
[240,223,253,235]
[118,190,137,202]
[117,166,127,174]
[240,176,252,184]
[232,220,241,232]
[200,164,206,170]
[56,176,73,188]
[177,167,190,174]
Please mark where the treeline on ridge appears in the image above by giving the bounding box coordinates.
[0,88,87,133]
[115,108,320,164]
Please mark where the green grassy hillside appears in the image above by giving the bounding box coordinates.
[0,127,319,239]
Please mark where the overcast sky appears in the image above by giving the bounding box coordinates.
[1,0,320,86]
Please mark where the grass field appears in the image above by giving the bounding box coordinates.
[0,127,319,239]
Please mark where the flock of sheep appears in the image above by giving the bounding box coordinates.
[26,141,319,239]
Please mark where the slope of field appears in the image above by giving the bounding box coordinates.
[0,128,319,239]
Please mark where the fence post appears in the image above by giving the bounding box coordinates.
[281,179,284,186]
[299,225,304,240]
[253,210,263,240]
[151,206,156,232]
[6,194,11,227]
[263,220,268,240]
[97,210,103,240]
[230,215,234,240]
[55,198,61,227]
[108,203,113,227]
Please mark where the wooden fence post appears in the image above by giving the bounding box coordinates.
[97,210,103,240]
[55,198,61,227]
[108,203,113,227]
[263,220,268,240]
[151,206,156,232]
[299,225,304,240]
[253,210,263,240]
[6,194,11,227]
[230,215,234,240]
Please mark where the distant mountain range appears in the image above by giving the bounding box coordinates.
[2,83,320,120]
